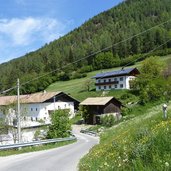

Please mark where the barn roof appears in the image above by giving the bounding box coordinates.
[80,96,121,106]
[93,67,139,79]
[0,91,79,105]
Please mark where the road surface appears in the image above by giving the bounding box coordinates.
[0,126,99,171]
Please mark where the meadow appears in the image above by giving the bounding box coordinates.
[46,55,171,101]
[79,103,171,171]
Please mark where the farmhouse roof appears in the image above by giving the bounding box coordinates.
[20,91,62,103]
[93,67,140,79]
[80,96,121,106]
[0,91,79,105]
[0,95,26,106]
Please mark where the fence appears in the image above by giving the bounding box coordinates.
[0,136,76,150]
[80,129,97,137]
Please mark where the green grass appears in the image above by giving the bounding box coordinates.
[70,114,83,124]
[46,64,140,101]
[0,140,76,156]
[46,55,171,101]
[79,102,171,171]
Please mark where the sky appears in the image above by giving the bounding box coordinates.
[0,0,123,64]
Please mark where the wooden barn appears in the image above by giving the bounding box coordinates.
[80,96,122,124]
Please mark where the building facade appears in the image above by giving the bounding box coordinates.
[0,91,79,143]
[93,68,140,91]
[80,96,122,124]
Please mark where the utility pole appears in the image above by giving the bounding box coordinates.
[17,78,21,143]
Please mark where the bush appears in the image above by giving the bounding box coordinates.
[47,109,71,138]
[101,115,115,127]
[79,65,93,73]
[70,71,87,79]
[121,107,131,116]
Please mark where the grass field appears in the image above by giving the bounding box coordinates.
[46,55,171,101]
[79,102,171,171]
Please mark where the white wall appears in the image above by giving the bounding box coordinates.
[20,101,75,121]
[8,127,41,142]
[0,101,75,129]
[95,76,127,91]
[125,76,136,89]
[0,101,76,143]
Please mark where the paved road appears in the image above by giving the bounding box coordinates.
[0,126,99,171]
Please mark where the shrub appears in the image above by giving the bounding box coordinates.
[121,107,131,116]
[70,71,87,79]
[47,109,71,138]
[79,65,93,73]
[101,115,115,127]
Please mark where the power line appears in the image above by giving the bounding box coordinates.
[45,37,171,98]
[1,18,171,94]
[20,18,171,87]
[123,38,171,68]
[0,38,170,104]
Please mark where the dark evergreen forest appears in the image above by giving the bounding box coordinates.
[1,0,171,94]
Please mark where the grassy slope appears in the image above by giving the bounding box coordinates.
[46,55,171,101]
[79,103,171,171]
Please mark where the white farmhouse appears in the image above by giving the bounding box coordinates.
[93,68,140,91]
[0,91,79,143]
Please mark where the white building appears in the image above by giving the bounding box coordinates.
[93,68,140,91]
[0,91,79,143]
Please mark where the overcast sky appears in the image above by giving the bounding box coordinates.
[0,0,123,64]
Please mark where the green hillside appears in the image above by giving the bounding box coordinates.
[0,0,171,94]
[46,54,171,101]
[77,55,171,170]
[79,103,171,170]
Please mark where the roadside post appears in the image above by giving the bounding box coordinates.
[162,103,168,119]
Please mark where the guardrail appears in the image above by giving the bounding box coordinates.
[0,136,76,150]
[80,129,98,137]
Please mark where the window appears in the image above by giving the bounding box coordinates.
[64,104,67,108]
[104,85,106,89]
[114,78,117,81]
[31,108,33,111]
[98,86,101,90]
[109,85,111,89]
[120,84,123,88]
[120,77,123,81]
[98,80,101,83]
[36,108,38,111]
[108,79,111,82]
[104,79,106,83]
[115,85,117,88]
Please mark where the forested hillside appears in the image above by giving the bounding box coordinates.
[1,0,171,94]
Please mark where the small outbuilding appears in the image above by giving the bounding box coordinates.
[80,96,122,124]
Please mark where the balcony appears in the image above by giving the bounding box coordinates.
[95,81,119,86]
